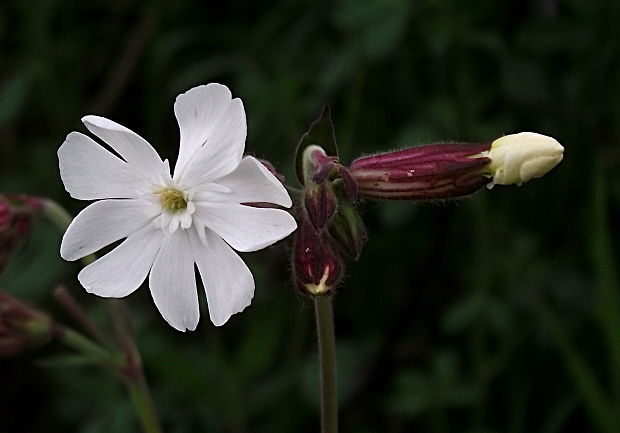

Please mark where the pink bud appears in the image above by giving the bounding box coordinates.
[0,194,43,273]
[0,197,12,231]
[349,143,492,200]
[0,291,52,357]
[293,220,342,296]
[304,183,337,231]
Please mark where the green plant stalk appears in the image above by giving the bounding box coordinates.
[42,199,95,265]
[126,375,164,433]
[109,301,164,433]
[59,327,122,368]
[314,295,338,433]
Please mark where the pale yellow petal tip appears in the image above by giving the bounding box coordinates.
[486,132,564,187]
[304,267,332,296]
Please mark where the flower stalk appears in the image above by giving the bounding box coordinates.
[314,295,338,433]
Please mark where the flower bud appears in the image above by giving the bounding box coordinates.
[302,145,339,185]
[304,183,337,231]
[0,201,10,231]
[0,291,53,357]
[483,132,564,187]
[294,220,342,296]
[350,143,491,200]
[0,194,43,274]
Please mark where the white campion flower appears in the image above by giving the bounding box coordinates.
[58,83,297,331]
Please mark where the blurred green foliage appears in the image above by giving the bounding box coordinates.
[2,0,620,432]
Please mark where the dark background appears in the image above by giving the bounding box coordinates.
[2,0,620,432]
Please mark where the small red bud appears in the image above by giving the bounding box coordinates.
[293,220,342,296]
[304,183,337,231]
[0,194,44,274]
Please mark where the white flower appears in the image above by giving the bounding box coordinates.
[485,132,564,188]
[58,83,297,331]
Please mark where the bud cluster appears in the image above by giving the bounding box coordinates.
[292,107,564,298]
[293,146,366,296]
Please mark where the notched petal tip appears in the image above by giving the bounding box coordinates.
[175,83,233,105]
[211,293,253,327]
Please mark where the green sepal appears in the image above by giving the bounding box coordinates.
[328,199,367,261]
[295,105,339,185]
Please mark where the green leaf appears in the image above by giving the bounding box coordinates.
[294,105,338,185]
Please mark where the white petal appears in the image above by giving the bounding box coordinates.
[82,115,167,182]
[78,224,162,298]
[58,132,146,200]
[174,84,236,175]
[195,202,297,252]
[174,88,246,184]
[61,199,159,261]
[149,230,199,331]
[207,156,292,207]
[191,228,254,326]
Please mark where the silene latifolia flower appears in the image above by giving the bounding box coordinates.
[350,132,564,200]
[58,84,297,331]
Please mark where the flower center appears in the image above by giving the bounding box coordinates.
[156,187,188,213]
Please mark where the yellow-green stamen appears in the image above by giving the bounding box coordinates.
[156,187,187,213]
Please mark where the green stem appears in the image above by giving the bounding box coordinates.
[54,285,115,349]
[126,375,164,433]
[41,199,73,231]
[110,301,164,433]
[42,199,95,265]
[314,295,338,433]
[58,327,122,368]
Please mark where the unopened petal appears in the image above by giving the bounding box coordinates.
[61,199,158,261]
[195,202,297,252]
[78,225,162,298]
[191,228,254,326]
[149,230,199,331]
[82,116,168,182]
[487,132,564,186]
[58,132,147,200]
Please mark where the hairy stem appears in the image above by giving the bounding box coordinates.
[314,295,338,433]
